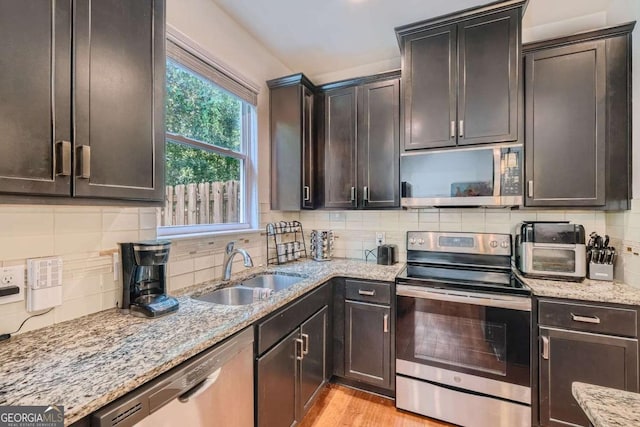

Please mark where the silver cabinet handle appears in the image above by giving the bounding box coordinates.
[77,145,91,179]
[295,338,304,361]
[450,121,455,138]
[383,314,389,333]
[303,185,310,201]
[458,120,464,137]
[358,289,375,296]
[301,333,309,355]
[55,140,71,176]
[571,313,601,324]
[528,180,534,198]
[350,186,356,205]
[363,186,369,204]
[541,335,549,360]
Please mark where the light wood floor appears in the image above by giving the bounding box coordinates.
[299,383,453,427]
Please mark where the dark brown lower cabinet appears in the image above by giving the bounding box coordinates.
[257,328,299,427]
[345,300,391,389]
[256,305,329,427]
[539,326,638,426]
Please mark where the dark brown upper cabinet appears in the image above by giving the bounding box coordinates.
[319,73,400,210]
[523,23,634,209]
[0,0,165,204]
[0,1,72,197]
[268,74,316,211]
[396,1,524,150]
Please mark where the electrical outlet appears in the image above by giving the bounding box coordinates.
[0,265,24,287]
[0,265,25,305]
[376,232,386,246]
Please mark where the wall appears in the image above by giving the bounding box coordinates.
[0,0,291,335]
[292,209,606,262]
[602,0,640,286]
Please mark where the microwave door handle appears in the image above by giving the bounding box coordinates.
[493,148,501,197]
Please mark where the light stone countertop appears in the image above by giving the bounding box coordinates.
[572,382,640,427]
[516,271,640,306]
[0,258,403,426]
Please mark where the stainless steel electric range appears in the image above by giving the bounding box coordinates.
[395,231,532,427]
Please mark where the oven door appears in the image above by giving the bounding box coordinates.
[396,284,531,404]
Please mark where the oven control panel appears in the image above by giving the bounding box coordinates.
[407,231,511,256]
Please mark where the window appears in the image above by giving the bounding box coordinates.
[158,37,258,237]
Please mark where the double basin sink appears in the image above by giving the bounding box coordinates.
[193,273,304,306]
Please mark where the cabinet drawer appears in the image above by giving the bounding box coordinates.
[345,280,391,305]
[256,282,331,355]
[539,300,637,337]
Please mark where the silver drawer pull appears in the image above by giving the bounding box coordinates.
[383,314,389,333]
[541,336,549,360]
[571,313,601,324]
[358,289,376,296]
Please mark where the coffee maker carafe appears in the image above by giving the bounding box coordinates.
[119,240,179,318]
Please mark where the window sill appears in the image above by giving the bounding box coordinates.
[157,228,263,242]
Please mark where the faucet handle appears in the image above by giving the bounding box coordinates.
[225,241,235,254]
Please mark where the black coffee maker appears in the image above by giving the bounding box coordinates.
[119,240,179,317]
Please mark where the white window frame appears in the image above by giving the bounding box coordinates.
[158,29,259,238]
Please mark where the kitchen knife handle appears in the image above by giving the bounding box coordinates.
[541,335,549,360]
[77,145,91,179]
[450,121,456,138]
[55,140,71,176]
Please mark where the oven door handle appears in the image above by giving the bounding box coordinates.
[396,284,532,312]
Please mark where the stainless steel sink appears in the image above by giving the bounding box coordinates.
[194,287,258,306]
[240,274,303,292]
[193,274,303,306]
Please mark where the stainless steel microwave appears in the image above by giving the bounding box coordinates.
[400,144,522,208]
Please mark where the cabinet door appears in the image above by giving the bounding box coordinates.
[257,329,299,427]
[270,84,302,211]
[74,0,165,202]
[358,79,400,209]
[0,1,71,196]
[458,8,519,145]
[301,86,316,209]
[345,300,391,388]
[299,306,328,417]
[323,87,357,209]
[525,41,606,207]
[539,327,638,426]
[402,24,457,150]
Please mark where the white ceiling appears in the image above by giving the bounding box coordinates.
[212,0,614,80]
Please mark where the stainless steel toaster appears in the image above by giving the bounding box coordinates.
[516,222,586,281]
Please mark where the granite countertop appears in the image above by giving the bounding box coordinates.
[572,382,640,427]
[516,272,640,306]
[0,258,403,426]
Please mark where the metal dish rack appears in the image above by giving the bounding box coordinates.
[266,220,307,265]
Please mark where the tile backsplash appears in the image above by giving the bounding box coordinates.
[0,205,156,335]
[2,200,638,337]
[292,208,607,263]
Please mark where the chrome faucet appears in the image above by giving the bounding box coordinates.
[222,241,253,281]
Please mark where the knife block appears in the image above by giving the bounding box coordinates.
[588,262,613,281]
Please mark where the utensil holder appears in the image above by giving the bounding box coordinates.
[588,262,613,281]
